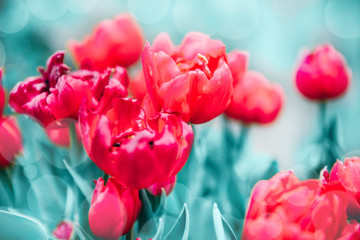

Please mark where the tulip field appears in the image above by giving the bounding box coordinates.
[1,1,360,239]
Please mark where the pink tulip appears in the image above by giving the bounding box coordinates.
[142,32,233,124]
[225,70,284,124]
[243,171,360,239]
[0,69,22,168]
[68,14,144,70]
[295,44,351,100]
[89,177,141,239]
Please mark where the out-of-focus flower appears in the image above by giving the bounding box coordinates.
[89,177,141,240]
[225,70,284,124]
[147,175,176,196]
[53,221,73,240]
[142,32,233,124]
[79,97,193,189]
[45,120,81,147]
[9,51,128,127]
[68,14,144,70]
[327,158,360,202]
[295,44,351,100]
[129,70,147,102]
[243,171,360,240]
[322,157,360,219]
[0,69,22,168]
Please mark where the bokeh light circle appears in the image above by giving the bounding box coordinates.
[26,0,67,20]
[0,0,29,34]
[212,0,261,39]
[66,0,98,14]
[172,0,218,36]
[24,165,38,179]
[325,0,360,39]
[128,0,170,24]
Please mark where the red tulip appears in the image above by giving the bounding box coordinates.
[321,157,360,219]
[142,32,233,124]
[9,51,128,127]
[79,97,193,189]
[0,69,22,168]
[328,158,360,201]
[225,70,284,124]
[68,14,144,70]
[45,120,81,147]
[89,177,141,240]
[243,171,360,240]
[147,175,176,196]
[295,44,351,100]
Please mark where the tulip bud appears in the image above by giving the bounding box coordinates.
[68,14,144,70]
[225,71,284,124]
[0,70,22,168]
[89,177,141,240]
[295,44,351,100]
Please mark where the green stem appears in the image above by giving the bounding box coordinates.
[319,102,327,140]
[0,167,14,205]
[69,122,80,166]
[236,125,249,159]
[125,226,134,240]
[103,172,109,185]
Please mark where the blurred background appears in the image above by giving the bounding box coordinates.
[1,0,360,171]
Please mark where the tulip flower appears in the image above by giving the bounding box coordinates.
[89,177,141,239]
[295,44,351,101]
[9,51,128,127]
[142,32,233,124]
[225,70,284,125]
[328,158,360,201]
[45,120,81,147]
[147,175,176,196]
[243,171,360,239]
[0,69,22,168]
[321,157,360,220]
[68,14,144,70]
[79,97,193,189]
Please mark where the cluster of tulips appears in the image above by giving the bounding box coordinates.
[0,13,357,239]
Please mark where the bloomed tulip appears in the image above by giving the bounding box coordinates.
[243,171,360,240]
[9,51,128,127]
[295,44,351,100]
[89,177,141,239]
[142,32,233,124]
[79,97,193,189]
[68,14,144,70]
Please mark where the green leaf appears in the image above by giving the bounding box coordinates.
[0,209,48,240]
[152,217,164,240]
[163,204,189,240]
[212,203,236,240]
[74,223,94,240]
[63,160,93,203]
